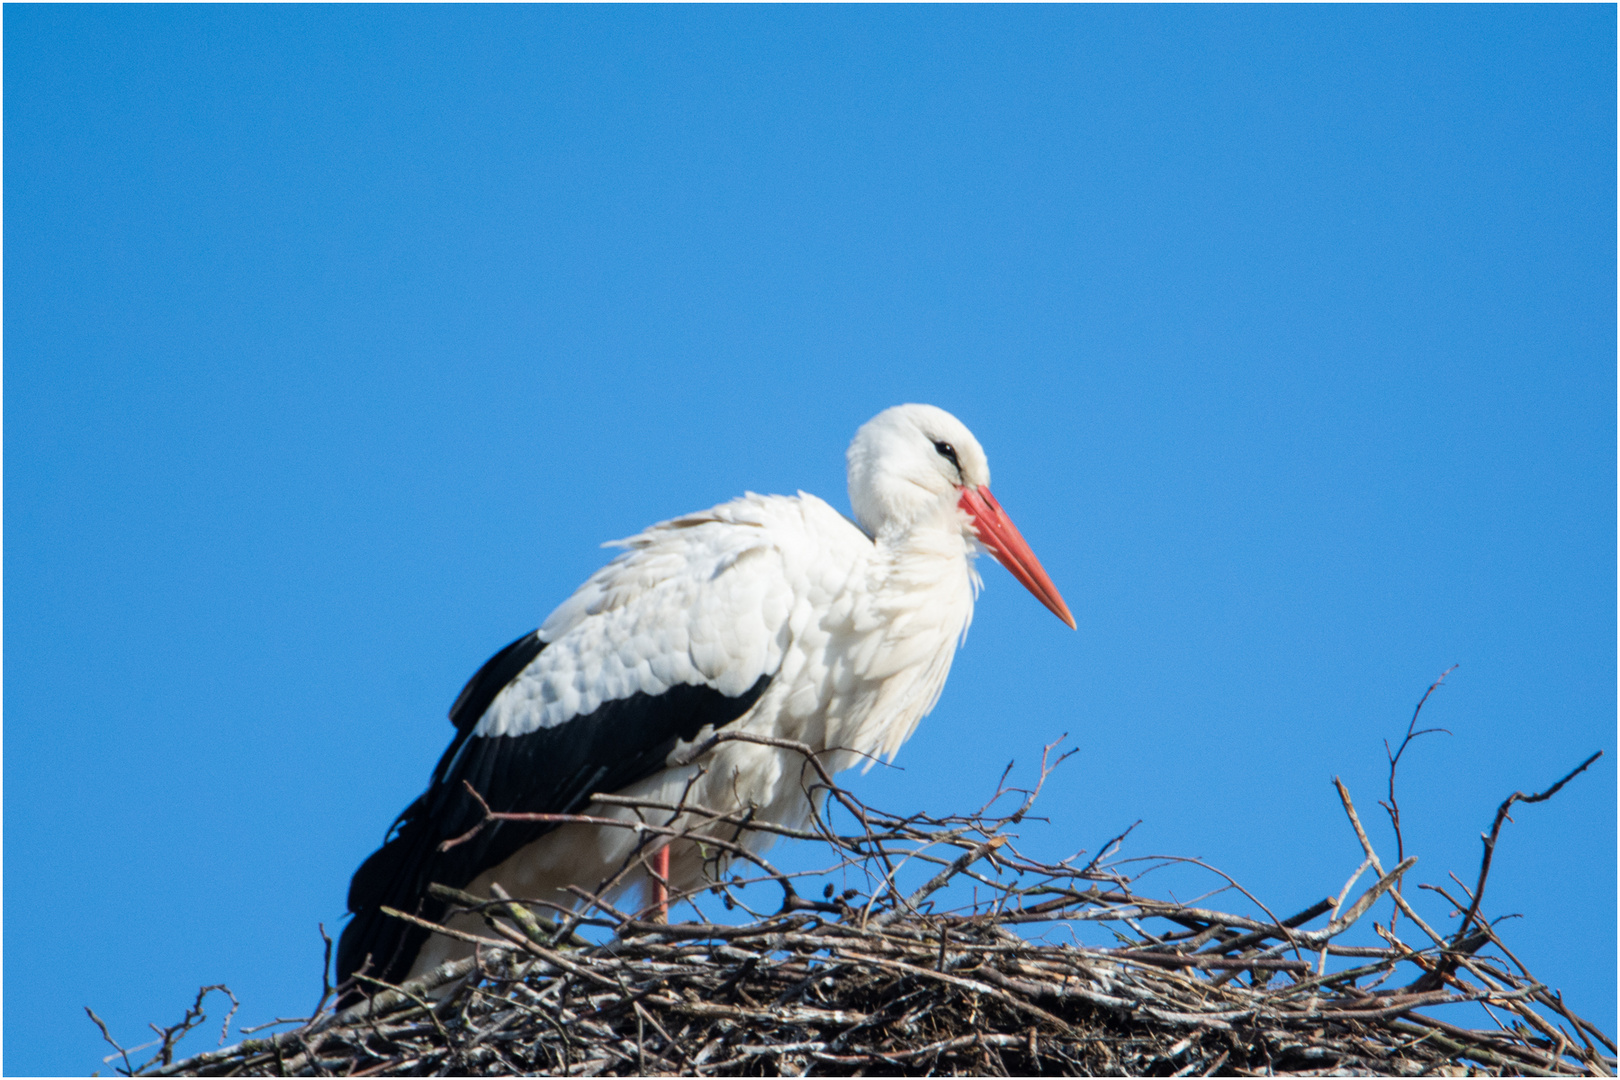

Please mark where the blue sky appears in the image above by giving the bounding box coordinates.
[6,6,1614,1073]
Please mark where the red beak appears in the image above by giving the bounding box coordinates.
[958,485,1076,630]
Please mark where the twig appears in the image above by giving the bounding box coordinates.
[87,1007,134,1076]
[1454,750,1603,944]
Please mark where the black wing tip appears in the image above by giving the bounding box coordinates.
[448,629,545,731]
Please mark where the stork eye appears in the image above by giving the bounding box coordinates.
[932,440,961,474]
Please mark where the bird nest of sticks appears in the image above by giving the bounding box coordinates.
[113,693,1609,1077]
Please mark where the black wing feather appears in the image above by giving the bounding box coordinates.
[448,631,545,734]
[337,630,771,992]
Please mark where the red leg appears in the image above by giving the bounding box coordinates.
[654,845,670,923]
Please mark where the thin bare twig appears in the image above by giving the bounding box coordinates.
[1453,750,1604,945]
[1380,664,1456,932]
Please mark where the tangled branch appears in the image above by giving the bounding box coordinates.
[116,727,1608,1077]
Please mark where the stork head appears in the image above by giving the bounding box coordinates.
[847,404,1076,628]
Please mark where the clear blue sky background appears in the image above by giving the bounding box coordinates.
[6,7,1613,1074]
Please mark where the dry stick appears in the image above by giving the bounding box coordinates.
[426,881,591,948]
[1337,776,1593,1069]
[588,791,825,842]
[1119,953,1311,972]
[1424,882,1614,1073]
[487,881,554,945]
[1377,665,1457,938]
[1308,853,1373,985]
[310,924,335,1023]
[438,781,683,854]
[380,905,512,953]
[1453,750,1603,945]
[832,946,1079,1034]
[1109,854,1299,957]
[869,834,1007,929]
[1423,774,1607,1076]
[1386,1017,1570,1077]
[1076,818,1142,876]
[1400,1008,1595,1078]
[1333,777,1454,950]
[447,778,802,915]
[86,1008,135,1076]
[108,985,244,1076]
[1162,896,1333,957]
[1382,666,1457,867]
[758,730,993,906]
[1294,856,1420,948]
[670,730,855,814]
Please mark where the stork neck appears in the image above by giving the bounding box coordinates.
[869,499,972,555]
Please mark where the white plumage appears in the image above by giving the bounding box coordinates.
[339,404,1073,992]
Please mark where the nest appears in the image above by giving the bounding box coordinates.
[111,696,1611,1077]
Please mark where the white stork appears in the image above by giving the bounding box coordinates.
[337,403,1074,993]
